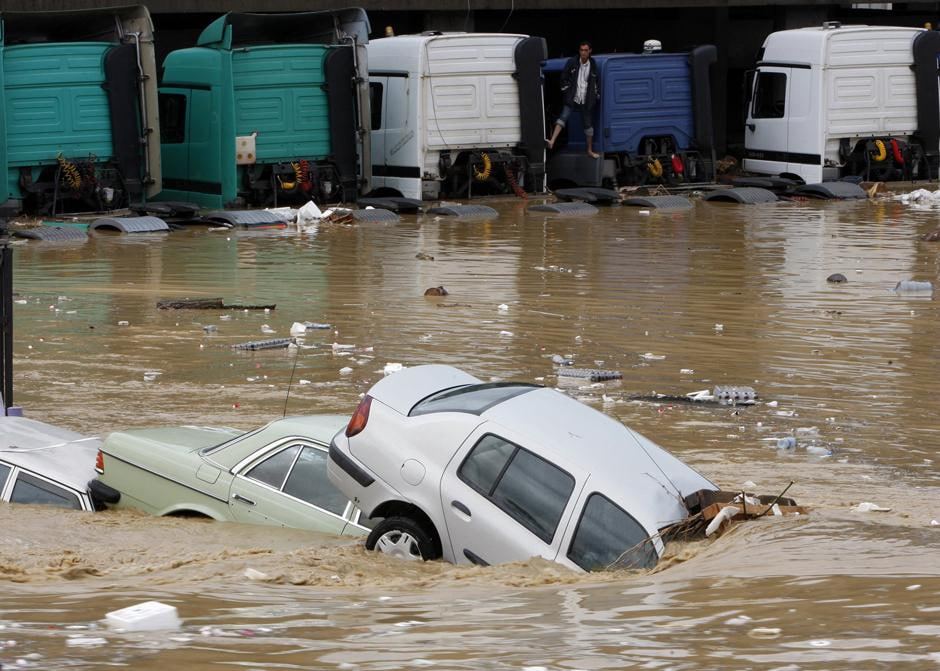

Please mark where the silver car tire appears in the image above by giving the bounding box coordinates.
[365,516,438,561]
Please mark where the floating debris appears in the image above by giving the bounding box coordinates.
[156,298,275,310]
[231,338,294,351]
[558,368,623,382]
[424,286,449,296]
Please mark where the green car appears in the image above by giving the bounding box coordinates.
[91,415,366,537]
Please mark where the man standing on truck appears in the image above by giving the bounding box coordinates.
[546,41,600,158]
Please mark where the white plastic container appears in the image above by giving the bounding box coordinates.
[105,601,181,632]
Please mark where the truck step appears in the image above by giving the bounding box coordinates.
[89,216,169,233]
[622,195,694,210]
[703,187,778,204]
[428,205,499,219]
[528,202,599,216]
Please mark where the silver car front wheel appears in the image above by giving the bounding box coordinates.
[375,530,423,560]
[365,515,439,561]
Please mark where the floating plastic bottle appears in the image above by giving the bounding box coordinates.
[776,436,797,450]
[893,280,933,294]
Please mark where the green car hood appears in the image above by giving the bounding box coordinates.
[104,426,243,455]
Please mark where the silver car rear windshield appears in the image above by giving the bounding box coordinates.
[409,383,540,417]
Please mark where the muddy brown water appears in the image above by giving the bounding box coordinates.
[3,195,940,669]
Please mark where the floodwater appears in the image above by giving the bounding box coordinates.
[3,193,940,669]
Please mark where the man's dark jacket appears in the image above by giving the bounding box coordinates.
[560,56,599,109]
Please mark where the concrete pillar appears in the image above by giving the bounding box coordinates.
[713,7,729,155]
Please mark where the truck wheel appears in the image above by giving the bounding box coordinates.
[365,516,440,561]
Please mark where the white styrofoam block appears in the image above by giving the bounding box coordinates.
[105,601,181,631]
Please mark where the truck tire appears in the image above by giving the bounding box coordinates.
[365,516,440,561]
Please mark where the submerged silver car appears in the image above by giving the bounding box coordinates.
[328,365,718,571]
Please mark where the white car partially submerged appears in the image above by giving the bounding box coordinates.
[0,416,102,511]
[328,365,718,571]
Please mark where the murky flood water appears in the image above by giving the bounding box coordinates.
[3,194,940,669]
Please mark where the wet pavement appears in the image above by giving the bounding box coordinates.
[3,193,940,669]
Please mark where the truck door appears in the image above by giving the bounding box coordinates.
[369,77,387,189]
[186,89,221,200]
[158,89,191,197]
[745,67,790,175]
[383,75,412,176]
[784,66,822,183]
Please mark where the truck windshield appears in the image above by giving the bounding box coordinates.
[409,383,540,417]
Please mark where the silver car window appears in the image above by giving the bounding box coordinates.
[246,444,301,489]
[0,462,10,496]
[409,383,540,417]
[458,435,514,494]
[458,434,574,544]
[10,472,82,510]
[282,447,348,515]
[567,493,657,571]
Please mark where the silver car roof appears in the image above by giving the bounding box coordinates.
[0,417,101,491]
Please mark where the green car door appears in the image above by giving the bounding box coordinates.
[228,440,353,535]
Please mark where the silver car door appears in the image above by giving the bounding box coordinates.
[439,424,581,567]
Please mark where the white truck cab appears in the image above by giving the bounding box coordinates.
[744,23,940,183]
[366,32,547,200]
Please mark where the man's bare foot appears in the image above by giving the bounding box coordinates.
[545,138,554,149]
[588,151,600,159]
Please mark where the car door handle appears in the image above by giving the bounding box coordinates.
[233,493,255,506]
[451,500,471,517]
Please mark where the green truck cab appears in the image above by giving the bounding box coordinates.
[0,7,161,215]
[158,9,371,209]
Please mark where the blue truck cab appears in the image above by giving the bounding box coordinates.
[542,45,716,188]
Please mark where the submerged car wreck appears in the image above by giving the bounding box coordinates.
[329,365,804,571]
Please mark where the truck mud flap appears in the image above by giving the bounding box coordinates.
[731,175,801,193]
[912,30,940,179]
[792,182,867,200]
[554,187,621,205]
[514,36,549,192]
[428,204,498,219]
[703,187,778,204]
[689,45,717,179]
[204,211,291,228]
[623,195,694,211]
[90,216,169,233]
[528,202,599,216]
[353,208,399,223]
[357,197,424,213]
[13,226,89,242]
[103,44,145,202]
[325,47,359,202]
